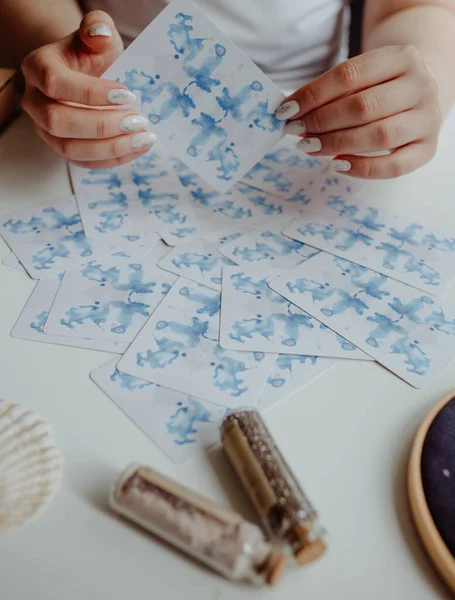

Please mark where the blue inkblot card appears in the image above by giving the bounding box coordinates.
[270,253,455,388]
[91,359,227,464]
[0,196,112,279]
[117,277,276,408]
[220,264,370,359]
[219,219,321,271]
[242,135,327,199]
[69,146,194,243]
[44,252,177,343]
[283,195,455,295]
[159,182,302,246]
[12,276,129,354]
[103,0,285,192]
[158,229,244,291]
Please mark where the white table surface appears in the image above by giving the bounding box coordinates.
[1,113,454,600]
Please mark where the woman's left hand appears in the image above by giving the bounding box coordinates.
[275,45,442,179]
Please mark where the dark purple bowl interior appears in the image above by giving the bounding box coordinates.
[421,394,455,557]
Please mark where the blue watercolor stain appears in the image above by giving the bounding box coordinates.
[172,251,234,275]
[110,368,153,390]
[33,230,94,270]
[137,316,210,368]
[59,262,162,334]
[188,112,240,182]
[30,310,48,334]
[82,170,122,190]
[178,285,221,316]
[211,345,248,397]
[166,397,212,445]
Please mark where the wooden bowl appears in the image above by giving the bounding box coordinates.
[408,390,455,594]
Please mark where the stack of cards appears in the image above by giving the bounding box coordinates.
[2,0,455,464]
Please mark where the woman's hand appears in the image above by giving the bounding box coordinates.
[21,10,155,169]
[276,45,442,179]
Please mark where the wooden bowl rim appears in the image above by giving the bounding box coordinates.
[408,390,455,593]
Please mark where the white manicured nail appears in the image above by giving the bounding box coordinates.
[121,115,149,132]
[297,138,322,153]
[331,159,352,172]
[131,132,157,149]
[275,100,300,121]
[88,23,112,37]
[107,89,137,104]
[284,119,307,135]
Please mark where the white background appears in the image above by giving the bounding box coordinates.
[0,113,454,600]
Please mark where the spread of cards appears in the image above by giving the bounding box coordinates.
[3,0,455,465]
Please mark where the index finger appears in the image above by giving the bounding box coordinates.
[276,45,418,121]
[22,49,135,106]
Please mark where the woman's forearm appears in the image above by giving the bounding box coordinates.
[0,0,83,69]
[363,0,455,117]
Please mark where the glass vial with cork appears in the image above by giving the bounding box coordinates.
[110,464,288,586]
[220,409,326,565]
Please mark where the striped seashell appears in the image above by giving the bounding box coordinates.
[0,402,63,531]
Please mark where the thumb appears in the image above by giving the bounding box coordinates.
[22,10,132,107]
[75,10,124,75]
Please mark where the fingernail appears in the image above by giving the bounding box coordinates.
[275,100,300,121]
[284,119,307,135]
[331,159,352,172]
[107,89,137,104]
[121,114,149,132]
[131,132,157,149]
[88,23,112,37]
[297,138,322,153]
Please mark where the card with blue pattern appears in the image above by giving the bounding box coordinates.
[117,277,276,407]
[283,195,455,295]
[103,0,285,191]
[220,264,370,359]
[44,249,176,343]
[0,196,112,279]
[270,253,455,387]
[91,359,227,463]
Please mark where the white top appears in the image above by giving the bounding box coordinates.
[79,0,351,93]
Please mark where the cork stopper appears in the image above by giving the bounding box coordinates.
[294,538,326,565]
[291,523,326,565]
[264,550,288,586]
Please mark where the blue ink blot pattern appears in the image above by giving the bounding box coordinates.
[270,253,455,387]
[0,196,110,278]
[219,221,320,270]
[160,237,237,290]
[110,368,153,390]
[43,257,176,343]
[160,180,300,246]
[104,2,284,190]
[220,266,369,359]
[266,354,318,389]
[69,151,192,242]
[117,279,276,407]
[91,361,226,463]
[284,194,455,294]
[241,136,327,200]
[166,397,213,444]
[30,310,48,334]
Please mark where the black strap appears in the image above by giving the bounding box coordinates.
[348,0,365,58]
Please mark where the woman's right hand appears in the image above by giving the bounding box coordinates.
[21,10,155,169]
